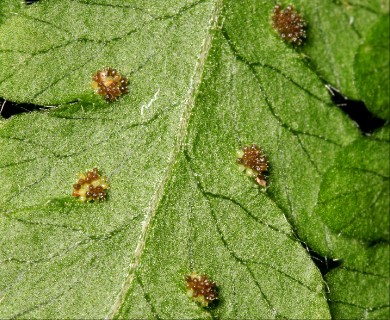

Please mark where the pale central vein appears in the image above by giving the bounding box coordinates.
[107,1,224,318]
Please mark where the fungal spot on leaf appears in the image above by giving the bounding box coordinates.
[272,3,306,45]
[91,67,129,102]
[185,273,218,307]
[72,168,109,202]
[236,145,269,188]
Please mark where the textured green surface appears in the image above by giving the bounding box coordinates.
[316,127,390,242]
[326,244,390,319]
[315,126,390,319]
[299,0,389,99]
[354,14,390,119]
[0,0,24,25]
[0,0,389,319]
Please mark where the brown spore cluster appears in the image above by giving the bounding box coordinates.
[185,273,218,307]
[237,144,269,188]
[91,67,128,102]
[272,4,306,45]
[72,168,109,202]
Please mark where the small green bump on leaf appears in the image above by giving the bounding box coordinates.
[245,167,257,177]
[236,149,244,158]
[237,164,246,172]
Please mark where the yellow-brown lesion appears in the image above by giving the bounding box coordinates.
[91,67,129,102]
[185,273,218,307]
[237,144,269,188]
[272,3,306,46]
[72,168,110,202]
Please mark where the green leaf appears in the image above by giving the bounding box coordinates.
[316,126,390,242]
[0,0,388,319]
[354,14,390,120]
[0,0,24,25]
[116,154,329,318]
[325,244,390,319]
[312,128,390,319]
[301,0,389,99]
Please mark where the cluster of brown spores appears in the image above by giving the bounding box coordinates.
[185,273,218,307]
[237,144,269,188]
[272,3,306,45]
[72,168,109,202]
[91,67,129,102]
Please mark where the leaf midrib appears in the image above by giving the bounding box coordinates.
[107,0,224,317]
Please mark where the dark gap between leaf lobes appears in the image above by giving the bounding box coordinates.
[25,0,40,4]
[326,85,386,134]
[0,98,49,119]
[303,243,342,276]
